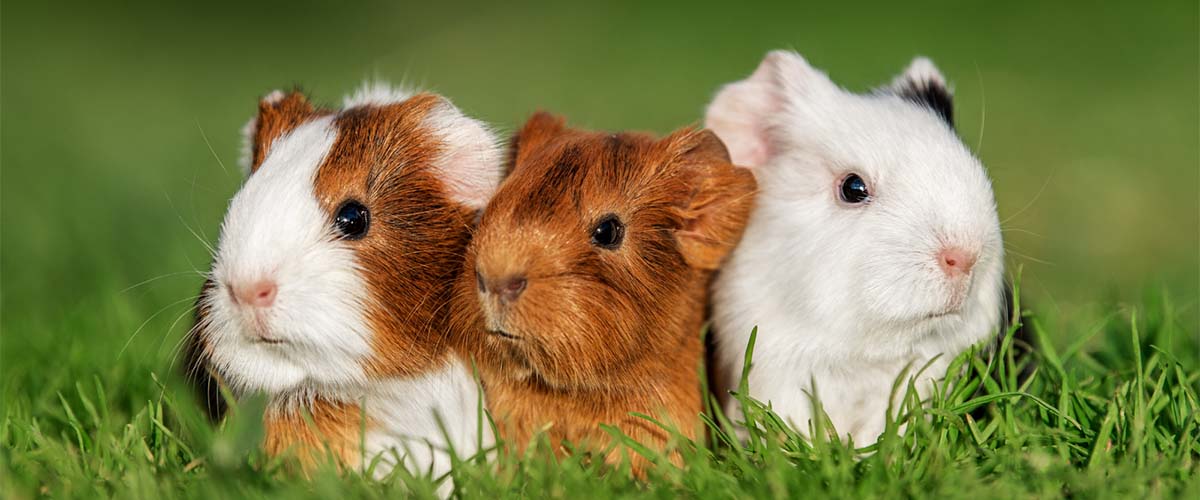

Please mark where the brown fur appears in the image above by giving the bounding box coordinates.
[187,90,480,471]
[450,112,757,473]
[248,91,329,172]
[312,94,473,379]
[263,400,364,469]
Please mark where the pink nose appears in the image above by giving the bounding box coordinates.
[937,247,977,278]
[478,272,527,305]
[233,280,277,308]
[496,276,527,304]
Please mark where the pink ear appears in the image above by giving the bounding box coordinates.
[421,98,503,210]
[704,60,779,167]
[704,50,829,168]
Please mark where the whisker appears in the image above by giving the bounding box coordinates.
[171,317,209,374]
[180,251,212,281]
[974,62,986,154]
[158,303,200,362]
[164,191,217,258]
[1000,227,1044,238]
[1000,170,1056,226]
[120,270,206,294]
[1004,248,1054,266]
[196,120,235,180]
[119,294,201,359]
[188,170,214,247]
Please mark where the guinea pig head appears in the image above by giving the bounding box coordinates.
[454,113,756,390]
[194,87,501,400]
[705,51,1004,351]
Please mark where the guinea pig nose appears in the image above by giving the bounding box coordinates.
[937,247,977,278]
[234,280,277,308]
[496,276,527,305]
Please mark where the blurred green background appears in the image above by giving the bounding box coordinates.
[2,0,1197,385]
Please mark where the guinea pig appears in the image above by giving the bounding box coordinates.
[704,51,1007,445]
[450,113,756,471]
[182,83,501,479]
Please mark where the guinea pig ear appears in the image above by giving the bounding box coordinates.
[886,57,954,128]
[704,50,834,168]
[667,129,758,271]
[507,111,567,174]
[420,97,504,210]
[239,90,316,175]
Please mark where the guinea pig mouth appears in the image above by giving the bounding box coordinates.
[922,304,964,322]
[924,299,969,322]
[486,328,521,340]
[239,315,286,344]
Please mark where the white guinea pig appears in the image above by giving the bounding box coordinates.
[705,51,1006,445]
[183,83,499,481]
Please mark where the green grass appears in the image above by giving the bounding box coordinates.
[2,0,1198,498]
[2,284,1198,498]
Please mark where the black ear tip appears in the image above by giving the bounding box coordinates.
[896,80,954,127]
[888,58,955,127]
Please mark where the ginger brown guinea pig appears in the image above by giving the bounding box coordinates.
[450,112,756,472]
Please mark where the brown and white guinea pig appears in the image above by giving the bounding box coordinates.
[182,83,501,479]
[449,112,756,471]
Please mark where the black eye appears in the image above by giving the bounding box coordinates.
[590,214,625,249]
[334,200,370,239]
[839,174,870,204]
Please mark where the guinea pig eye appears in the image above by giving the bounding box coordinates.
[838,173,871,204]
[334,200,370,239]
[590,214,625,250]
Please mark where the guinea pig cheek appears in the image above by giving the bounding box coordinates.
[521,278,643,387]
[856,237,946,325]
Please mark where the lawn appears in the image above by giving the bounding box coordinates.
[2,0,1198,498]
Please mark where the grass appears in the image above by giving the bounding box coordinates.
[2,0,1198,498]
[2,282,1198,498]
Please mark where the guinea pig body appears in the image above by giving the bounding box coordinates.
[185,84,501,479]
[705,51,1005,445]
[451,114,756,470]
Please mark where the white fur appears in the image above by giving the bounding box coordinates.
[363,357,492,484]
[343,81,415,108]
[421,100,502,210]
[237,116,259,175]
[706,51,1004,445]
[237,90,288,174]
[208,116,372,399]
[890,57,948,94]
[341,82,501,210]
